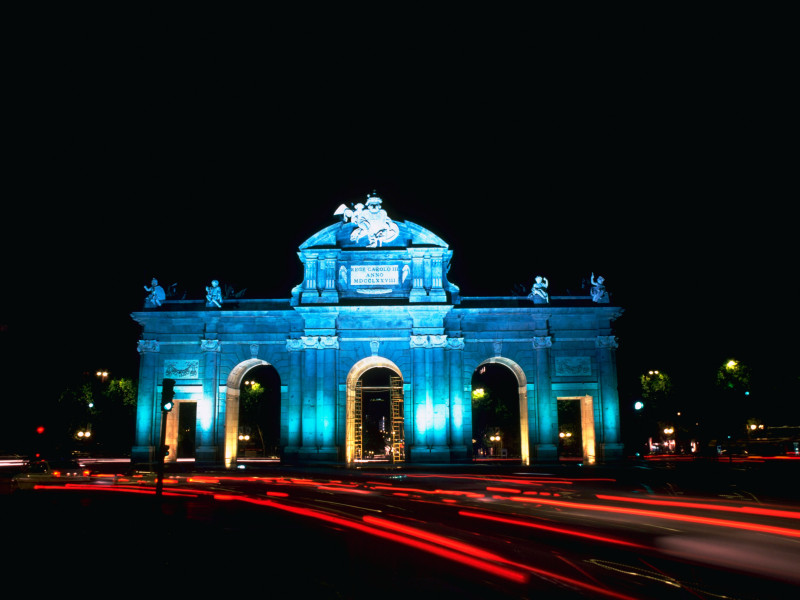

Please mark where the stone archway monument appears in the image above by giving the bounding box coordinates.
[131,192,624,468]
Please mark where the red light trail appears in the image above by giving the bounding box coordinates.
[510,496,800,538]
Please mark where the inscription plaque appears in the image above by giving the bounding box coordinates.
[350,265,399,286]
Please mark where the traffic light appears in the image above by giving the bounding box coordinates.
[164,445,170,457]
[161,378,176,412]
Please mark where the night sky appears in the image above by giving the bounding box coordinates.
[2,15,795,442]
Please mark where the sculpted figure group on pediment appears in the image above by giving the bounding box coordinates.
[335,191,399,248]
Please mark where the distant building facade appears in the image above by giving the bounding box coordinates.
[131,195,624,468]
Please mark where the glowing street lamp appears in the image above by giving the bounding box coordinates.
[488,433,502,456]
[96,371,109,383]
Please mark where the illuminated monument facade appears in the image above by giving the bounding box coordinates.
[131,194,624,468]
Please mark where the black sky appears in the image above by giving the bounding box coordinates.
[2,12,795,425]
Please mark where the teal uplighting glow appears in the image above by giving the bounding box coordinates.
[452,404,463,429]
[416,404,429,436]
[433,406,446,433]
[197,397,214,434]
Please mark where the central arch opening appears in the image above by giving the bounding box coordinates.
[354,367,404,463]
[346,358,405,465]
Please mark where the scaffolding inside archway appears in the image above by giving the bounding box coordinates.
[353,374,405,463]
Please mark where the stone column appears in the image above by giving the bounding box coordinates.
[410,335,428,456]
[320,257,339,303]
[301,254,319,303]
[533,336,558,461]
[409,253,426,302]
[132,339,159,465]
[409,335,449,461]
[284,339,303,458]
[319,336,338,457]
[596,335,624,462]
[300,336,318,452]
[196,339,220,465]
[431,335,449,451]
[429,255,447,302]
[296,336,339,461]
[447,337,468,460]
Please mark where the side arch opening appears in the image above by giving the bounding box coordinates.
[224,359,278,468]
[471,358,529,465]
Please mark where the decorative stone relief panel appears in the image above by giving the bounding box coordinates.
[137,340,159,353]
[554,356,591,377]
[595,336,619,349]
[165,360,200,379]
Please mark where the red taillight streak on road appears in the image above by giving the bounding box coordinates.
[370,485,484,498]
[371,485,445,495]
[213,494,528,584]
[405,474,587,484]
[187,477,220,484]
[459,510,647,548]
[37,484,197,497]
[316,485,372,494]
[511,496,800,538]
[594,494,800,520]
[364,515,640,600]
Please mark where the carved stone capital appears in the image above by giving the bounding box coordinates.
[429,335,448,348]
[410,335,429,348]
[294,335,339,350]
[410,335,448,349]
[319,336,339,350]
[201,339,221,352]
[533,336,552,349]
[596,335,619,349]
[302,336,320,349]
[446,337,465,350]
[370,339,380,356]
[137,339,160,353]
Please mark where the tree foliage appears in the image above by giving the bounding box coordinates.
[640,371,672,402]
[48,376,138,456]
[715,359,751,393]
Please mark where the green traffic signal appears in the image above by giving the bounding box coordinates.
[161,378,176,412]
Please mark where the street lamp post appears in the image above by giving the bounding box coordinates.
[663,427,674,453]
[489,433,502,457]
